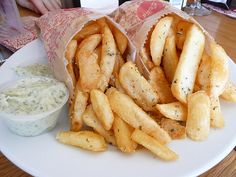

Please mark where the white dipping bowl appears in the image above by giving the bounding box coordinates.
[0,78,69,136]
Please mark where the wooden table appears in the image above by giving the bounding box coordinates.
[0,6,236,177]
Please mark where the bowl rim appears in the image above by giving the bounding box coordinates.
[0,76,69,121]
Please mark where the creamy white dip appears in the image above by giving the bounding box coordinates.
[0,77,67,115]
[15,64,53,78]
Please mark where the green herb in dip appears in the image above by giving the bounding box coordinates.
[15,64,53,78]
[0,77,68,115]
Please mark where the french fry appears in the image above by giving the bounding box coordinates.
[220,81,236,102]
[71,81,89,131]
[76,34,102,92]
[150,16,173,66]
[150,67,176,104]
[66,64,76,92]
[73,22,100,41]
[171,24,205,104]
[65,40,77,63]
[80,53,101,92]
[156,102,187,121]
[98,25,117,91]
[94,45,102,64]
[106,88,171,144]
[210,96,224,128]
[113,114,137,153]
[82,105,116,145]
[139,47,155,70]
[186,91,210,141]
[196,53,211,92]
[131,129,178,161]
[65,40,78,88]
[112,26,128,54]
[56,131,107,152]
[119,61,159,111]
[176,20,192,50]
[209,42,229,97]
[90,89,114,130]
[160,118,186,139]
[162,33,179,82]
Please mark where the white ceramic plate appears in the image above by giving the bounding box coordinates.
[0,39,236,177]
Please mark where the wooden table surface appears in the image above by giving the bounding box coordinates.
[0,6,236,177]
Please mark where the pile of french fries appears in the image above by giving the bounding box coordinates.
[56,15,236,161]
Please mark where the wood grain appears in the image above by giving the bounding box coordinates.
[0,7,236,177]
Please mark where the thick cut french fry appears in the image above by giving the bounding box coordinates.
[65,40,78,89]
[220,81,236,102]
[76,34,101,65]
[113,114,137,153]
[112,27,128,54]
[162,34,179,82]
[186,91,210,141]
[91,89,114,130]
[171,24,205,104]
[71,81,89,131]
[66,64,76,91]
[150,67,175,104]
[196,53,211,92]
[106,88,171,144]
[98,25,117,91]
[156,102,187,121]
[209,42,229,97]
[56,131,107,152]
[65,40,77,63]
[139,47,155,70]
[80,53,101,92]
[76,34,102,92]
[73,22,100,41]
[210,96,224,128]
[176,20,192,50]
[82,105,116,145]
[131,129,178,160]
[119,61,159,111]
[150,16,173,66]
[160,118,186,139]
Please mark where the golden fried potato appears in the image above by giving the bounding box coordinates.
[112,27,128,54]
[220,81,236,102]
[76,34,102,92]
[209,42,229,97]
[82,105,116,145]
[106,88,171,144]
[113,114,137,153]
[186,91,210,141]
[139,47,154,70]
[176,20,192,50]
[73,22,100,41]
[98,25,117,91]
[70,81,89,131]
[94,45,102,64]
[160,118,186,139]
[171,24,205,104]
[56,131,107,152]
[156,102,187,121]
[196,53,211,93]
[119,61,159,111]
[210,96,224,128]
[65,40,77,63]
[150,67,175,104]
[90,89,114,130]
[150,16,173,66]
[131,129,178,160]
[162,33,179,82]
[66,64,76,91]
